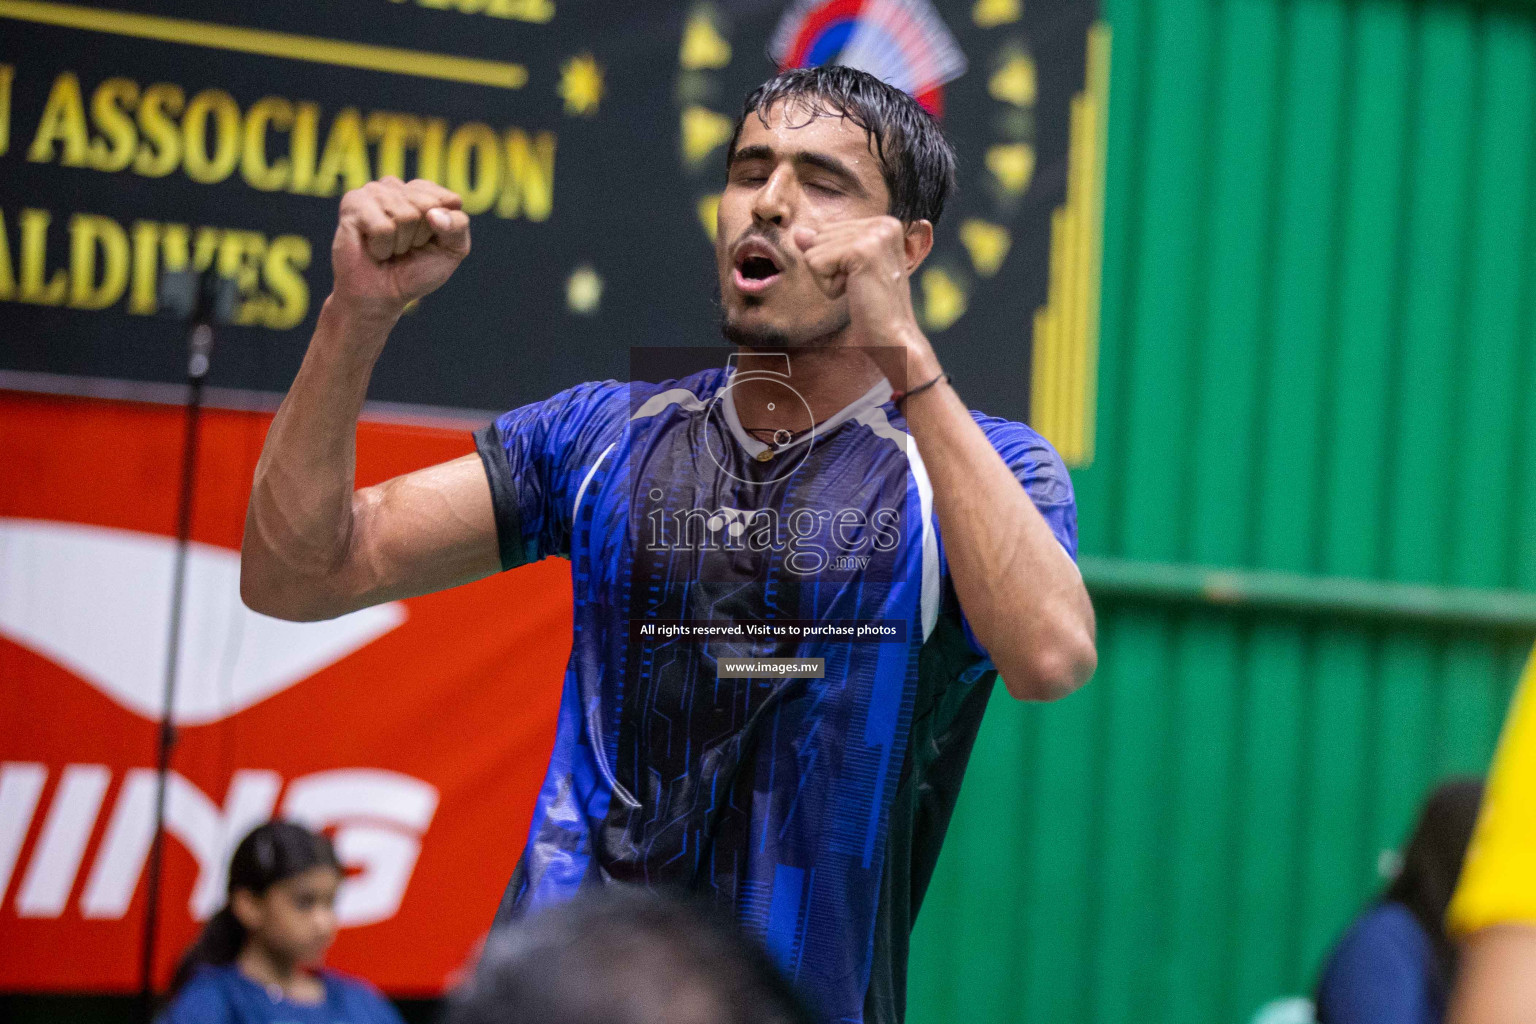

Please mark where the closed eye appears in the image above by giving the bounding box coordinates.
[730,163,771,186]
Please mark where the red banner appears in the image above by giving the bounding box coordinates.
[0,388,567,994]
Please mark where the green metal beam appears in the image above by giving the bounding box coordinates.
[1079,556,1536,632]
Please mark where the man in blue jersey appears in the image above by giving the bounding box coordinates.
[242,66,1096,1024]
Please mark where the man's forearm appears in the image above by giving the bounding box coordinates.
[900,353,1096,700]
[241,296,400,612]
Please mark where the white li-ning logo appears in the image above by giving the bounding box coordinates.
[0,517,429,926]
[0,518,406,725]
[0,764,439,926]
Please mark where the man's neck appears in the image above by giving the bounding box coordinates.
[729,344,886,433]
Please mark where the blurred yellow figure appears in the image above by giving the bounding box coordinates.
[1448,648,1536,1024]
[1451,650,1536,933]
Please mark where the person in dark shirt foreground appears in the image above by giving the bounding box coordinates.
[1315,778,1484,1024]
[158,820,404,1024]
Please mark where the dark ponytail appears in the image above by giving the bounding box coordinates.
[167,820,341,998]
[1382,777,1485,993]
[1313,776,1485,1016]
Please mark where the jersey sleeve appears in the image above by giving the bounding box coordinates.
[976,414,1078,559]
[949,415,1080,662]
[473,380,627,571]
[1450,648,1536,935]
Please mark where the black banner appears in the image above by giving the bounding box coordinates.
[0,0,1096,423]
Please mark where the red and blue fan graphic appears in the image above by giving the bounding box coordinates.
[769,0,968,115]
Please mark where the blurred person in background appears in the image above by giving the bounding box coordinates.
[1447,655,1536,1024]
[1314,777,1484,1024]
[158,820,404,1024]
[444,887,816,1024]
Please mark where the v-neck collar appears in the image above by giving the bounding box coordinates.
[720,370,894,459]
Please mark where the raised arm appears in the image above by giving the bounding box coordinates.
[794,215,1097,701]
[241,177,500,622]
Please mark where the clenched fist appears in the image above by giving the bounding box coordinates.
[793,215,935,385]
[331,176,471,316]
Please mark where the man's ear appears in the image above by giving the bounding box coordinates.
[903,220,935,272]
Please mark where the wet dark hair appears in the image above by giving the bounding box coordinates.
[446,887,818,1024]
[727,65,958,226]
[167,820,341,998]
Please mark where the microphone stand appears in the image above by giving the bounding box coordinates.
[138,269,226,1024]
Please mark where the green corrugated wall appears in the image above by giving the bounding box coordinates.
[908,0,1536,1020]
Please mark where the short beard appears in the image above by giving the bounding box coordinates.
[718,303,851,351]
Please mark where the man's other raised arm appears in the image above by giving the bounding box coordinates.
[240,177,501,621]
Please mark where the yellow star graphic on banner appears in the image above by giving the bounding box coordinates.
[989,54,1037,107]
[567,265,603,313]
[922,268,968,331]
[987,143,1035,195]
[559,54,604,116]
[960,219,1012,277]
[682,106,734,164]
[697,194,721,241]
[973,0,1022,27]
[680,10,732,69]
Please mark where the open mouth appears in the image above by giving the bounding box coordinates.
[732,241,783,294]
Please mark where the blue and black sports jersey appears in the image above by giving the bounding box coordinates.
[473,364,1077,1024]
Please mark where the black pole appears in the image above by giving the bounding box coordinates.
[138,296,216,1024]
